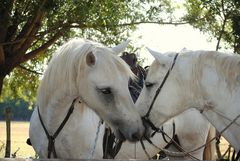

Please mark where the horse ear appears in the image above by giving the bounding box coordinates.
[146,47,171,64]
[112,40,131,54]
[86,51,96,66]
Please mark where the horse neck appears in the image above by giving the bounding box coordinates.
[37,62,81,119]
[37,86,79,129]
[192,63,240,115]
[187,59,240,150]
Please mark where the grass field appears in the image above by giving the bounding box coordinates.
[0,121,231,159]
[0,121,35,158]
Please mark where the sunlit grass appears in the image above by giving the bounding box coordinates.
[0,121,232,159]
[0,121,35,158]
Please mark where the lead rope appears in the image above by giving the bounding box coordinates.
[141,109,240,160]
[88,120,102,159]
[140,133,199,160]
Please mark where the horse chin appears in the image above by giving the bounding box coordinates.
[142,119,154,140]
[114,129,142,142]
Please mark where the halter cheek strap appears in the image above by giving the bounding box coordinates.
[37,98,77,158]
[142,53,179,132]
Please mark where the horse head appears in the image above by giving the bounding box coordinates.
[136,48,186,137]
[37,39,145,142]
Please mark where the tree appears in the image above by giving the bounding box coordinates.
[183,0,240,53]
[0,0,184,102]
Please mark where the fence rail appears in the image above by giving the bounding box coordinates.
[0,159,165,161]
[0,159,209,161]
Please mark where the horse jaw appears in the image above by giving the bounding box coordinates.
[112,40,131,54]
[146,47,171,65]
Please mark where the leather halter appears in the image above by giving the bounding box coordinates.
[142,53,179,133]
[37,99,123,159]
[37,98,77,158]
[102,127,123,159]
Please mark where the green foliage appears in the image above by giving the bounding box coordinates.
[2,67,39,105]
[1,0,174,103]
[183,0,240,52]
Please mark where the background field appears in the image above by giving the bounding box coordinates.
[0,121,231,159]
[0,121,35,158]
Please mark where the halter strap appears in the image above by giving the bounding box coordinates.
[142,53,179,132]
[144,53,179,119]
[161,121,176,144]
[37,98,76,158]
[103,127,123,159]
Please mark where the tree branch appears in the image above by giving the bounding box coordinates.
[0,46,4,65]
[216,0,228,51]
[17,13,45,55]
[0,0,14,27]
[117,21,188,26]
[18,65,43,75]
[13,0,47,53]
[0,0,15,64]
[69,20,188,29]
[20,30,64,64]
[0,20,187,46]
[5,9,21,43]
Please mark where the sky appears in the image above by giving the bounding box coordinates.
[130,23,218,66]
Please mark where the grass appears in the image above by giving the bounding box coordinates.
[0,121,35,158]
[0,121,233,159]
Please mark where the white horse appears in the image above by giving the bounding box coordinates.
[30,98,214,160]
[29,38,145,158]
[118,108,216,160]
[136,49,240,151]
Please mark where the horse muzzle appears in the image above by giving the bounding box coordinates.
[141,116,156,140]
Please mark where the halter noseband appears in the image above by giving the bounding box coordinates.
[142,53,179,132]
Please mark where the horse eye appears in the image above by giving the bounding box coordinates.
[145,82,154,88]
[100,88,112,94]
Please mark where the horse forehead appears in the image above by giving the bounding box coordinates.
[95,54,132,78]
[148,61,162,78]
[93,65,129,82]
[89,59,129,83]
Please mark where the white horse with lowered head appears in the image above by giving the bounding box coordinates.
[29,38,145,158]
[118,108,216,160]
[29,98,214,160]
[136,49,240,151]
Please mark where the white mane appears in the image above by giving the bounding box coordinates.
[179,51,240,92]
[37,38,134,110]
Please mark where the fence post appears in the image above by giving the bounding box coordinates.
[4,107,12,158]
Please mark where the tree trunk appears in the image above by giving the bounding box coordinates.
[0,75,4,97]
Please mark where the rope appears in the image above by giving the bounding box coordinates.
[143,113,240,160]
[89,120,102,158]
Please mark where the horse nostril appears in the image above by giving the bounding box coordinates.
[131,132,142,141]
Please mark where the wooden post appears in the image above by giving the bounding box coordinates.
[4,107,12,158]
